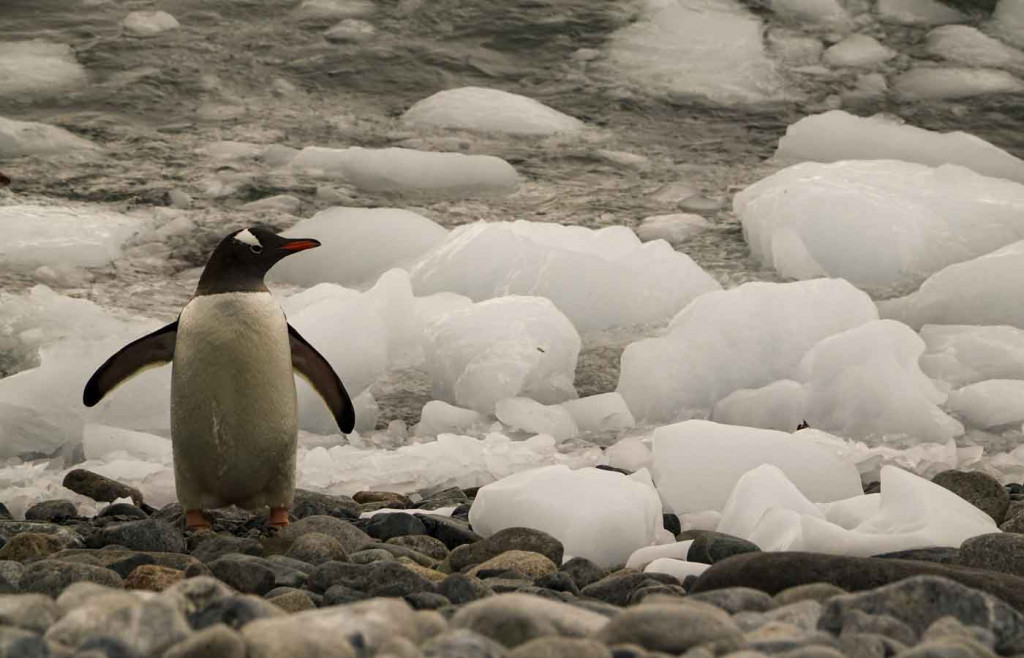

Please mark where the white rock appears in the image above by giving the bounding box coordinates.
[410,220,720,332]
[495,397,579,443]
[605,436,653,473]
[771,0,850,26]
[877,0,964,25]
[607,0,787,104]
[402,87,585,136]
[0,116,97,158]
[894,67,1024,99]
[422,296,580,413]
[269,207,447,287]
[617,279,877,423]
[294,0,375,19]
[324,19,376,42]
[288,146,519,196]
[560,393,636,434]
[768,30,824,65]
[468,465,664,567]
[713,380,807,432]
[636,214,710,243]
[774,111,1024,183]
[413,401,487,437]
[626,541,695,570]
[0,41,87,97]
[735,160,1024,294]
[920,324,1024,388]
[643,558,710,579]
[879,240,1024,330]
[946,379,1024,428]
[651,420,863,514]
[122,10,180,36]
[822,35,896,67]
[926,25,1024,72]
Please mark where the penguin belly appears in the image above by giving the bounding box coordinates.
[171,292,298,510]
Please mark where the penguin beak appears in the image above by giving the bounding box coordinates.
[279,238,321,253]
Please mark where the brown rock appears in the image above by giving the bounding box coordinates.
[268,590,316,613]
[353,491,412,508]
[0,533,64,562]
[468,551,557,580]
[124,564,184,591]
[397,557,446,583]
[387,535,450,561]
[62,469,144,506]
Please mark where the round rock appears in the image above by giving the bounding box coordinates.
[468,551,557,580]
[932,470,1010,524]
[957,533,1024,578]
[595,601,743,654]
[24,500,78,523]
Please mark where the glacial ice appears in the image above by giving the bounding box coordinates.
[410,220,720,332]
[735,160,1024,294]
[412,401,487,438]
[822,35,895,67]
[269,207,448,287]
[717,464,827,541]
[402,87,585,136]
[877,0,964,25]
[651,420,863,514]
[288,146,519,196]
[561,393,636,435]
[605,435,654,473]
[946,380,1024,429]
[770,0,849,25]
[495,397,579,443]
[893,67,1024,99]
[421,296,580,413]
[713,380,807,433]
[617,279,876,423]
[0,41,87,97]
[644,559,710,579]
[626,540,694,570]
[0,206,148,270]
[926,25,1024,72]
[635,214,710,243]
[919,324,1024,388]
[469,465,664,567]
[122,11,180,36]
[0,116,97,158]
[773,111,1024,183]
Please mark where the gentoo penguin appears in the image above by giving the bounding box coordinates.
[83,227,354,529]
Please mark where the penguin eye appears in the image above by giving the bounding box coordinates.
[250,244,263,254]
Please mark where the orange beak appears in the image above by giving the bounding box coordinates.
[280,238,321,252]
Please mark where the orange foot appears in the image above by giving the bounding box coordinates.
[269,506,290,528]
[186,509,211,531]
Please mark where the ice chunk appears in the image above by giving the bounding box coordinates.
[995,0,1024,46]
[713,380,807,432]
[617,279,876,423]
[773,111,1024,183]
[0,41,87,97]
[607,0,788,104]
[718,464,827,541]
[821,493,881,529]
[288,146,519,196]
[644,558,710,579]
[269,207,447,287]
[879,240,1024,330]
[422,296,580,413]
[413,401,487,437]
[822,35,896,67]
[0,205,147,270]
[324,19,376,42]
[122,11,180,36]
[877,0,964,25]
[293,0,376,19]
[410,221,721,332]
[83,424,172,461]
[770,0,850,26]
[0,402,82,460]
[469,464,664,566]
[635,214,710,243]
[0,116,97,158]
[651,420,863,514]
[736,160,1024,294]
[626,541,694,570]
[894,67,1024,99]
[402,87,585,136]
[946,380,1024,429]
[768,30,824,65]
[495,397,578,443]
[606,435,653,472]
[926,25,1024,72]
[560,393,636,434]
[920,324,1024,387]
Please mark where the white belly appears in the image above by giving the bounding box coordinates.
[171,292,298,509]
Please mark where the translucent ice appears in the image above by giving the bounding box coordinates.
[920,324,1024,387]
[626,540,694,570]
[607,0,787,104]
[925,25,1024,72]
[713,380,807,433]
[0,116,97,158]
[469,464,664,566]
[879,240,1024,330]
[413,401,487,438]
[770,0,849,25]
[421,296,580,413]
[877,0,964,24]
[560,393,636,434]
[644,558,710,579]
[122,11,180,36]
[495,397,579,443]
[773,111,1024,183]
[410,220,720,332]
[736,160,1024,294]
[651,420,863,514]
[635,214,710,243]
[822,35,896,67]
[83,424,172,461]
[288,146,519,196]
[0,205,148,270]
[402,87,585,136]
[894,67,1024,99]
[605,435,653,473]
[269,207,448,287]
[0,41,87,97]
[717,464,827,541]
[618,279,876,423]
[946,380,1024,429]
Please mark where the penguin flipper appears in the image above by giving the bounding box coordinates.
[83,321,178,407]
[288,324,355,434]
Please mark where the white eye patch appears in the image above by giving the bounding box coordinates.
[234,229,262,247]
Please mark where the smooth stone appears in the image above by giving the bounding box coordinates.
[285,533,347,565]
[54,549,205,576]
[275,516,373,553]
[98,504,148,520]
[818,575,1024,653]
[291,489,359,520]
[438,573,495,604]
[559,557,608,590]
[124,564,184,592]
[308,561,368,592]
[688,587,775,614]
[188,594,285,631]
[24,501,77,523]
[957,533,1024,578]
[364,560,438,596]
[581,572,678,607]
[242,618,356,658]
[0,562,24,591]
[923,615,997,648]
[0,626,48,658]
[535,571,580,595]
[371,542,436,566]
[405,591,453,610]
[1001,514,1024,534]
[0,506,9,521]
[450,528,563,572]
[596,601,743,654]
[894,637,999,657]
[44,592,191,656]
[744,622,840,653]
[687,532,761,564]
[353,491,412,508]
[629,584,687,604]
[0,533,65,562]
[89,519,185,553]
[838,631,908,658]
[19,560,122,597]
[164,623,246,658]
[265,554,315,575]
[160,576,236,617]
[322,583,370,606]
[349,548,397,564]
[267,590,316,613]
[191,536,263,563]
[0,522,81,547]
[508,636,611,658]
[468,551,557,580]
[421,628,509,658]
[388,535,449,561]
[206,555,276,595]
[773,583,848,606]
[397,557,446,583]
[932,471,1010,525]
[838,609,918,645]
[873,547,961,564]
[416,486,471,510]
[365,513,427,541]
[451,592,608,648]
[420,515,482,549]
[0,594,59,632]
[62,470,144,506]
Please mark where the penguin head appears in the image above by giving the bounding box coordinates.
[195,227,320,295]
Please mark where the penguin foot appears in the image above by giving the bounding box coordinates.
[186,509,211,530]
[269,506,290,527]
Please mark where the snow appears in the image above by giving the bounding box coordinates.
[0,116,97,158]
[920,325,1024,388]
[773,111,1024,184]
[560,393,636,434]
[946,380,1024,429]
[269,207,448,287]
[822,35,896,68]
[421,296,580,414]
[409,221,721,333]
[468,465,665,567]
[122,11,180,36]
[879,240,1024,330]
[651,420,863,514]
[635,214,710,243]
[413,401,487,438]
[893,67,1024,99]
[876,0,964,25]
[617,279,877,424]
[926,25,1024,72]
[607,0,787,104]
[736,160,1024,294]
[402,87,585,136]
[0,41,88,97]
[770,0,850,26]
[495,397,579,443]
[288,147,520,196]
